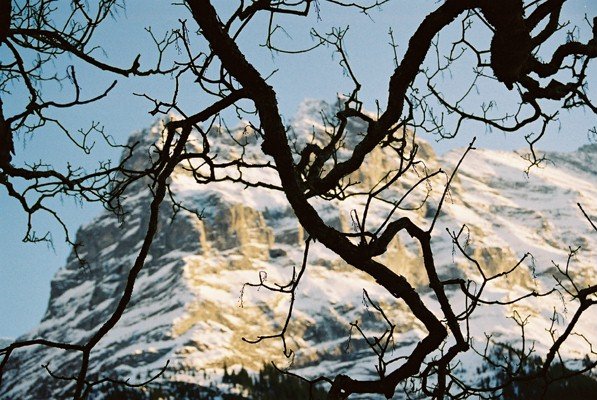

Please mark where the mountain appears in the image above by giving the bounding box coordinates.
[1,101,596,399]
[0,340,11,352]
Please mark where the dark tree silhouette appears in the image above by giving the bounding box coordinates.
[1,0,596,399]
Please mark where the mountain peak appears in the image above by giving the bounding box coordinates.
[2,110,596,399]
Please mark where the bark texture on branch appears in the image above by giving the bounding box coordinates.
[0,0,10,44]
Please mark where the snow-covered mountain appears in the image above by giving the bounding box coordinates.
[0,340,11,352]
[1,102,596,399]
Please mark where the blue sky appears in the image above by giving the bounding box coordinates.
[1,0,596,338]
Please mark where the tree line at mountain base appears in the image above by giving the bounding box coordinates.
[95,363,327,400]
[90,349,597,400]
[483,344,597,400]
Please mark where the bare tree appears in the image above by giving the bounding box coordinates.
[1,0,596,399]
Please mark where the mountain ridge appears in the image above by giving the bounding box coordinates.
[1,105,595,399]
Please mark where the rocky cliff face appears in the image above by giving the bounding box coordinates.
[1,105,596,399]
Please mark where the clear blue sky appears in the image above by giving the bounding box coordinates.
[1,0,596,339]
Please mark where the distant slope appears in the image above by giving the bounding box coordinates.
[1,106,595,399]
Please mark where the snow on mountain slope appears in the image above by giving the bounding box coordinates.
[436,144,597,359]
[1,105,595,399]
